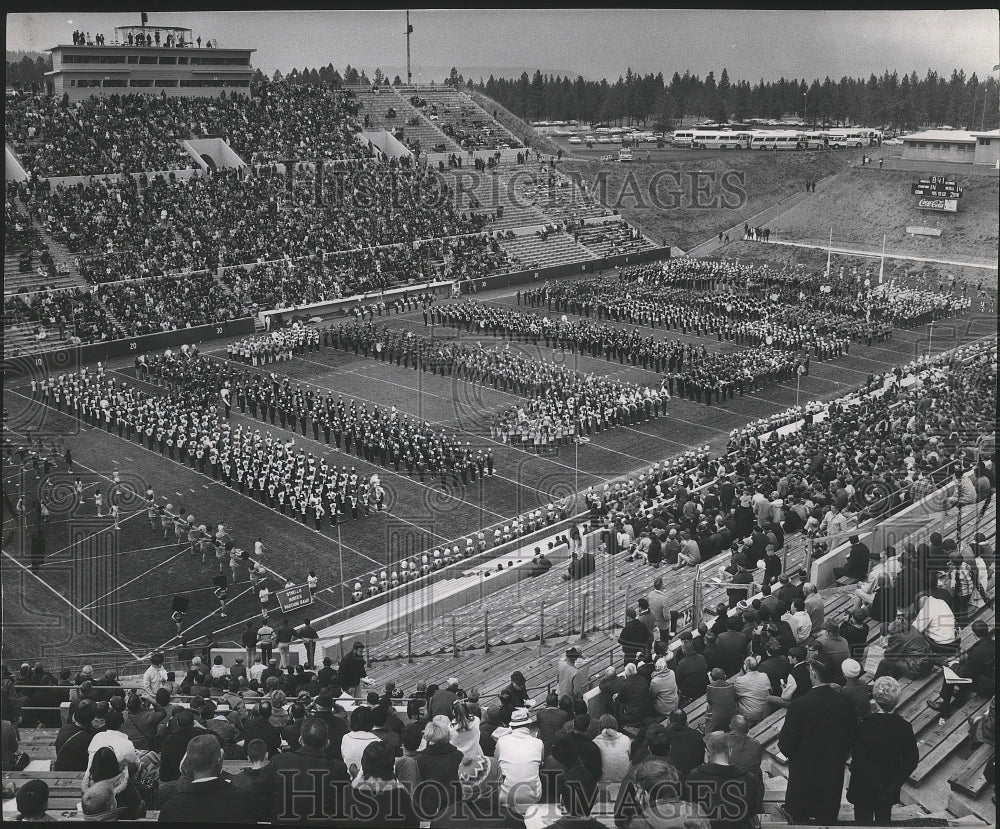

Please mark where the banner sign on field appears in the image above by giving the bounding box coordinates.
[276,584,314,613]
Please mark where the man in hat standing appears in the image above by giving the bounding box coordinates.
[557,648,589,699]
[494,708,543,817]
[725,554,756,609]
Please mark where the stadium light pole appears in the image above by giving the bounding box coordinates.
[803,92,808,127]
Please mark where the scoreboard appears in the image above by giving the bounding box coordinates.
[912,175,961,212]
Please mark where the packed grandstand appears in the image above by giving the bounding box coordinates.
[2,20,997,829]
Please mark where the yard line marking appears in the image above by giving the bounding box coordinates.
[81,547,189,609]
[147,583,258,655]
[1,548,140,660]
[103,584,219,608]
[123,456,135,462]
[39,542,178,569]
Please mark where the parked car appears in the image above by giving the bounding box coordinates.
[568,136,582,144]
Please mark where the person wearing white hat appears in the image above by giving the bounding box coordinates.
[493,708,542,815]
[839,658,872,718]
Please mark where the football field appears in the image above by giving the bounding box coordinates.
[2,277,996,662]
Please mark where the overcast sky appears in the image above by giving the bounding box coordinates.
[7,9,999,83]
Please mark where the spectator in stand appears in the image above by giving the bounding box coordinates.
[834,535,872,583]
[777,656,858,824]
[394,722,423,795]
[911,577,960,656]
[157,733,261,823]
[674,632,709,704]
[684,731,760,829]
[928,619,996,714]
[874,614,934,680]
[540,731,595,808]
[142,653,169,698]
[839,659,873,719]
[592,715,632,792]
[664,709,705,782]
[618,608,653,666]
[13,779,54,822]
[415,716,462,820]
[846,676,919,824]
[494,708,544,818]
[348,740,420,828]
[716,615,751,677]
[266,717,350,822]
[626,757,712,828]
[726,715,765,800]
[54,700,96,772]
[557,648,590,700]
[230,738,271,817]
[801,583,825,635]
[731,657,771,726]
[648,655,679,718]
[338,642,370,698]
[82,745,147,820]
[536,693,573,757]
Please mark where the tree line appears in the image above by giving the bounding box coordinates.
[476,68,1000,131]
[6,54,51,87]
[263,62,1000,132]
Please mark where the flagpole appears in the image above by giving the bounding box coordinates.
[878,234,886,285]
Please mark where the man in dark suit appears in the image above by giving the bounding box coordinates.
[618,607,653,666]
[266,717,350,823]
[158,734,262,823]
[833,535,871,582]
[778,656,858,823]
[664,708,705,782]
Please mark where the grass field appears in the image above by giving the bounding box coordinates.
[3,280,996,663]
[559,147,865,250]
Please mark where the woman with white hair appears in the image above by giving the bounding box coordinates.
[846,676,919,824]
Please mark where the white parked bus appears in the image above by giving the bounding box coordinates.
[671,130,695,147]
[689,130,753,149]
[824,129,867,148]
[802,131,829,149]
[750,131,806,150]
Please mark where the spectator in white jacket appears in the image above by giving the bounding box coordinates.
[141,653,168,698]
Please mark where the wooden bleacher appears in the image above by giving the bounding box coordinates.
[575,221,657,257]
[347,85,460,154]
[436,165,548,231]
[498,231,598,270]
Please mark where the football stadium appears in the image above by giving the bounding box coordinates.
[2,9,997,826]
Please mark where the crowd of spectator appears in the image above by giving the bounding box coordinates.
[3,334,994,824]
[3,286,117,346]
[5,82,375,178]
